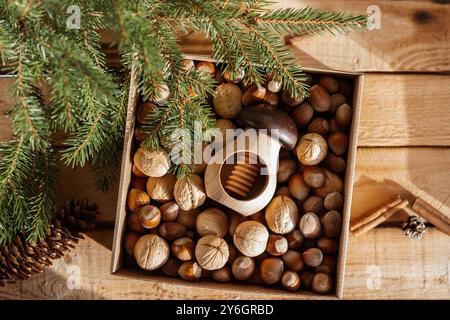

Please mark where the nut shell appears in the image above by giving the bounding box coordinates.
[303,248,323,267]
[146,174,176,202]
[231,256,255,280]
[196,208,229,237]
[134,148,171,177]
[137,205,161,229]
[281,271,301,291]
[233,221,269,257]
[133,234,169,270]
[160,201,179,222]
[288,173,310,201]
[314,169,344,197]
[266,234,288,256]
[291,102,314,127]
[296,133,328,166]
[277,158,297,183]
[309,85,331,112]
[127,188,150,213]
[213,83,243,119]
[265,195,299,234]
[195,235,229,271]
[178,261,202,281]
[171,237,195,261]
[174,174,206,211]
[299,212,322,239]
[260,257,284,285]
[312,272,334,294]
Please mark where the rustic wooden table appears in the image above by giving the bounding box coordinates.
[0,0,449,299]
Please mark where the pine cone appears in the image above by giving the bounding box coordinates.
[57,199,99,230]
[402,216,427,240]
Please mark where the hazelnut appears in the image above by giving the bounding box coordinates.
[288,173,310,201]
[176,208,200,229]
[324,192,343,211]
[146,174,176,202]
[286,230,304,250]
[262,91,279,107]
[132,164,147,177]
[195,235,229,270]
[281,89,303,107]
[300,270,314,290]
[260,257,284,285]
[308,85,331,112]
[317,237,338,254]
[321,210,342,238]
[242,84,266,106]
[182,59,195,71]
[302,248,323,267]
[329,93,346,115]
[134,147,171,177]
[266,75,282,93]
[160,201,179,222]
[318,76,339,94]
[127,213,145,233]
[277,158,297,183]
[323,153,346,174]
[131,176,147,190]
[303,196,324,215]
[312,272,334,295]
[302,166,325,188]
[152,83,170,105]
[161,257,181,277]
[232,256,255,280]
[327,132,348,156]
[213,83,243,119]
[281,271,301,291]
[171,237,195,261]
[137,102,156,124]
[134,234,169,270]
[173,174,206,211]
[328,118,339,133]
[308,118,329,135]
[265,195,299,234]
[211,266,233,283]
[266,234,288,256]
[223,68,245,83]
[291,102,314,127]
[196,208,228,237]
[296,133,328,166]
[137,205,161,229]
[335,103,352,130]
[127,188,150,213]
[248,211,265,224]
[299,212,322,239]
[159,222,187,240]
[315,255,337,275]
[124,232,140,256]
[282,250,304,272]
[214,119,236,145]
[229,213,247,237]
[178,261,202,281]
[233,221,269,257]
[314,169,344,197]
[195,61,215,77]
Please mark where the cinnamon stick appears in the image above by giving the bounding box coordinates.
[411,198,450,236]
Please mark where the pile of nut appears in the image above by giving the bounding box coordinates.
[125,60,353,295]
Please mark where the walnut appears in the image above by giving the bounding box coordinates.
[133,234,169,271]
[233,221,269,257]
[133,147,171,177]
[174,174,206,211]
[296,133,328,166]
[146,174,176,202]
[265,195,299,234]
[212,83,242,119]
[196,208,229,237]
[195,235,229,270]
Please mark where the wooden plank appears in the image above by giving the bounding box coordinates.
[358,73,450,146]
[0,227,447,299]
[179,0,450,72]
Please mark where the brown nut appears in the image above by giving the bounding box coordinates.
[314,169,344,197]
[174,174,206,211]
[229,213,247,237]
[317,237,338,254]
[324,192,343,211]
[213,83,243,119]
[137,205,161,229]
[315,255,337,275]
[159,222,187,240]
[137,102,157,124]
[260,257,284,285]
[288,173,310,201]
[134,148,171,178]
[265,195,299,234]
[134,234,169,270]
[232,256,255,280]
[127,213,145,233]
[309,85,331,112]
[266,234,288,256]
[195,61,215,77]
[321,210,342,237]
[266,74,282,93]
[131,176,147,190]
[276,186,291,198]
[330,93,347,115]
[286,230,304,250]
[302,248,324,267]
[161,257,182,277]
[281,271,301,291]
[176,209,200,229]
[335,103,352,130]
[308,118,329,135]
[323,153,346,174]
[300,270,314,290]
[152,83,170,105]
[303,196,324,215]
[196,208,229,237]
[211,266,233,283]
[146,174,176,202]
[281,89,303,107]
[296,133,328,166]
[195,235,229,270]
[178,261,202,281]
[312,272,334,295]
[132,163,147,177]
[277,158,297,183]
[291,102,314,127]
[233,221,269,257]
[171,237,195,261]
[134,126,150,142]
[282,250,305,272]
[160,201,179,222]
[223,68,245,83]
[242,84,266,106]
[127,188,150,213]
[125,232,140,256]
[302,166,325,188]
[299,212,322,239]
[327,132,348,156]
[263,91,279,107]
[319,76,339,94]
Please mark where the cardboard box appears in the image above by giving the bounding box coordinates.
[110,55,364,299]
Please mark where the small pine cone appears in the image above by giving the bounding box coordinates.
[402,216,427,240]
